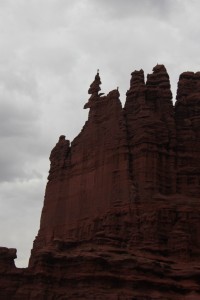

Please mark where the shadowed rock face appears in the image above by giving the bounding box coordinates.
[1,65,200,300]
[175,72,200,197]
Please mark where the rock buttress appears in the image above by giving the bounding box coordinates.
[124,65,176,200]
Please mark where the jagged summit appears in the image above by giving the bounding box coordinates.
[1,65,200,299]
[84,70,121,109]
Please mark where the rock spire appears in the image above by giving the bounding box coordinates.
[84,70,103,109]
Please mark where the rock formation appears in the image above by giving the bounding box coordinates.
[1,66,200,299]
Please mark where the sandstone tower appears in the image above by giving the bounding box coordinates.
[1,65,200,299]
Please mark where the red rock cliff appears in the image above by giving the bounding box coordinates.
[1,66,200,300]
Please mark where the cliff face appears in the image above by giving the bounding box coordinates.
[1,66,200,300]
[175,71,200,197]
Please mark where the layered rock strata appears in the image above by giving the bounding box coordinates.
[1,66,200,299]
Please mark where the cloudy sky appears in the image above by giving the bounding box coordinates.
[0,0,200,267]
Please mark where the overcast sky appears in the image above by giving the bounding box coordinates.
[0,0,200,267]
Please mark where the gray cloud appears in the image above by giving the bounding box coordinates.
[90,0,173,20]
